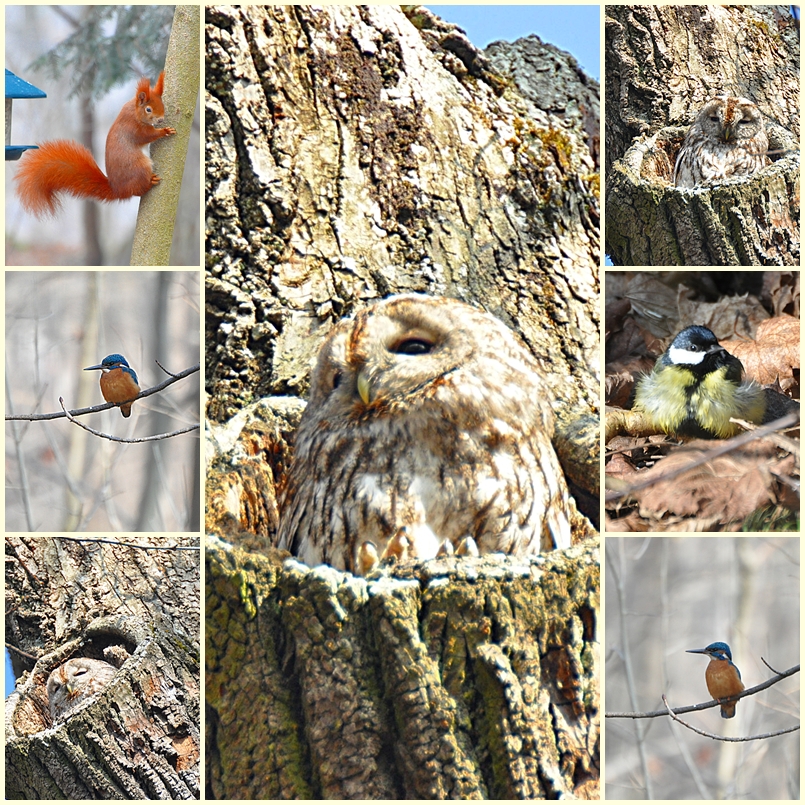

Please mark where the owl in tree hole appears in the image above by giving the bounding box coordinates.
[674,95,769,188]
[277,293,575,576]
[46,658,117,721]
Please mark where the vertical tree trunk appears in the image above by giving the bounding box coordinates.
[206,540,599,799]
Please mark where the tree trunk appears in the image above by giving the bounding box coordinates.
[206,539,599,799]
[5,536,200,799]
[204,5,600,798]
[605,5,800,266]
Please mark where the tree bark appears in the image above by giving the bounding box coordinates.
[5,536,200,799]
[204,5,600,798]
[605,5,800,266]
[205,2,600,524]
[206,539,599,799]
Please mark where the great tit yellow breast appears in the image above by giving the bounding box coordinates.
[633,363,696,434]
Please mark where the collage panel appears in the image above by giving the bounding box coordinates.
[605,536,799,799]
[604,5,799,267]
[6,5,201,266]
[205,5,601,798]
[604,270,800,532]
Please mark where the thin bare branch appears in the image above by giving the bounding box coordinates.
[5,363,200,421]
[661,695,799,742]
[59,397,199,443]
[606,664,800,718]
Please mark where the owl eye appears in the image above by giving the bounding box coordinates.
[709,115,719,123]
[393,338,434,355]
[332,371,342,390]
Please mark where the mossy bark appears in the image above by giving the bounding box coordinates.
[605,5,800,266]
[206,540,599,799]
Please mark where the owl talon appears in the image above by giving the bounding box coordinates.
[437,540,454,557]
[456,536,479,557]
[357,541,380,576]
[381,528,413,564]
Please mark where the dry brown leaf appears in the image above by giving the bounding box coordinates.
[724,314,800,387]
[631,442,795,525]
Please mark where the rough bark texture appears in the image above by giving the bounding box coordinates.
[5,536,200,799]
[205,2,600,534]
[206,538,599,799]
[605,5,800,266]
[204,5,600,798]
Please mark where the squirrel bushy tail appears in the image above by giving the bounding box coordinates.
[14,73,175,218]
[15,140,117,216]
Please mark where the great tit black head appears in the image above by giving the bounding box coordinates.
[633,325,765,439]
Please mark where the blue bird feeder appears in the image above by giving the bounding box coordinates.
[6,69,46,161]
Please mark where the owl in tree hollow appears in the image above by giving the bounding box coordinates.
[277,293,576,575]
[47,657,118,721]
[674,95,769,188]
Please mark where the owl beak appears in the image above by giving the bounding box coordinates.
[357,371,371,405]
[723,125,732,142]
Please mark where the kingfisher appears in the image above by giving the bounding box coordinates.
[84,354,140,417]
[686,641,745,718]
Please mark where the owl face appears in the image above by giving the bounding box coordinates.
[308,295,476,419]
[47,657,117,721]
[696,96,763,143]
[278,294,573,574]
[674,95,769,188]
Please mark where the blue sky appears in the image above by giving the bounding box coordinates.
[428,5,600,80]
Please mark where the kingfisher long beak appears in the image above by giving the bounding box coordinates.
[686,647,709,655]
[357,371,371,405]
[83,364,104,371]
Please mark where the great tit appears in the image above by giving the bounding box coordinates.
[632,325,766,439]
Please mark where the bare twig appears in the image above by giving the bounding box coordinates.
[605,663,800,718]
[5,363,200,422]
[661,695,799,742]
[51,536,199,551]
[606,412,800,503]
[59,398,199,443]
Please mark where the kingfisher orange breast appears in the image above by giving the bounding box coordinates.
[100,368,140,410]
[705,658,745,718]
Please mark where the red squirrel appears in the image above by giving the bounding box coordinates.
[15,72,175,218]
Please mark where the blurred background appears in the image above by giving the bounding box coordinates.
[5,271,200,531]
[605,537,799,799]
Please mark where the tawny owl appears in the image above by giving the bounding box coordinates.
[674,95,769,188]
[276,293,575,576]
[46,657,118,722]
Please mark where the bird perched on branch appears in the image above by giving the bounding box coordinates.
[686,641,745,718]
[84,354,140,417]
